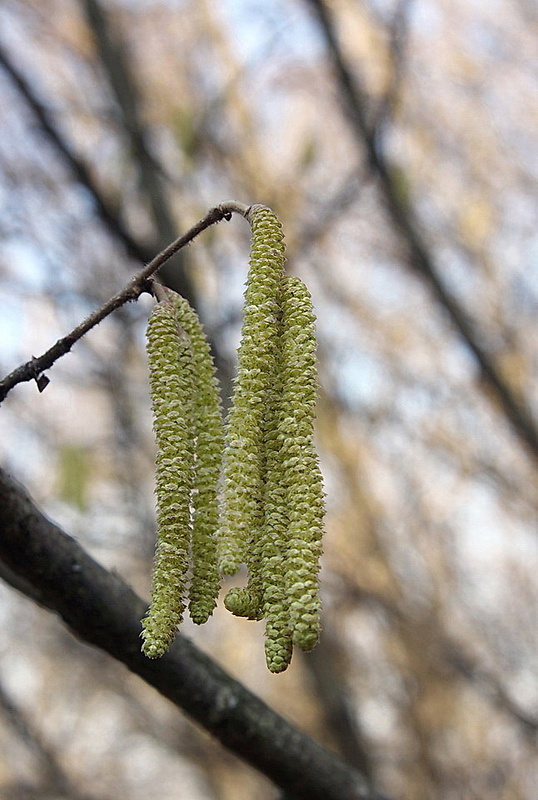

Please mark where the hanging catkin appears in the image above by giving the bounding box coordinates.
[259,334,293,672]
[140,203,324,672]
[220,206,325,672]
[141,298,196,658]
[218,205,286,578]
[252,275,324,670]
[169,292,224,625]
[278,276,324,653]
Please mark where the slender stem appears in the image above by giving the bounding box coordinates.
[151,282,170,303]
[0,202,248,403]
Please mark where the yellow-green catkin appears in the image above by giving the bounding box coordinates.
[260,356,294,672]
[140,204,324,672]
[229,377,285,626]
[218,205,286,578]
[223,385,275,620]
[168,290,224,624]
[278,276,324,653]
[141,299,196,658]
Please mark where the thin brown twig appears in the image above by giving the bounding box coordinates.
[0,201,250,404]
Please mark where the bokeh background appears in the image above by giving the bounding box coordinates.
[0,1,537,799]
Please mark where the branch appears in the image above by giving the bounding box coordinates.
[81,0,177,242]
[0,466,392,800]
[0,202,248,403]
[306,632,375,779]
[0,43,149,264]
[443,640,538,739]
[79,0,197,305]
[0,37,195,307]
[374,0,415,134]
[304,0,538,464]
[343,582,538,742]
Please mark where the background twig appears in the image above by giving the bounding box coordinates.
[305,0,538,463]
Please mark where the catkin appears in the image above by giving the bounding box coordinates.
[223,586,261,620]
[261,441,294,670]
[260,277,324,669]
[170,292,224,625]
[220,208,324,671]
[141,299,196,658]
[218,205,286,576]
[258,319,294,672]
[279,276,324,652]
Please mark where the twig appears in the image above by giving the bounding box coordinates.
[0,681,104,800]
[0,202,249,403]
[374,0,415,135]
[81,0,183,274]
[0,43,149,264]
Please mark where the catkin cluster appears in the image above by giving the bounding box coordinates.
[141,289,223,658]
[220,205,325,672]
[142,204,324,672]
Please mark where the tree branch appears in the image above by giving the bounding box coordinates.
[0,36,201,310]
[0,466,392,800]
[304,0,538,463]
[0,43,150,264]
[0,202,248,403]
[80,0,195,302]
[374,0,415,134]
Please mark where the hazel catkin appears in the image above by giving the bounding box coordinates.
[278,276,324,652]
[220,207,324,672]
[141,298,196,658]
[218,205,286,577]
[169,291,224,625]
[140,203,325,673]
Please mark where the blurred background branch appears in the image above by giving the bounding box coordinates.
[305,0,538,463]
